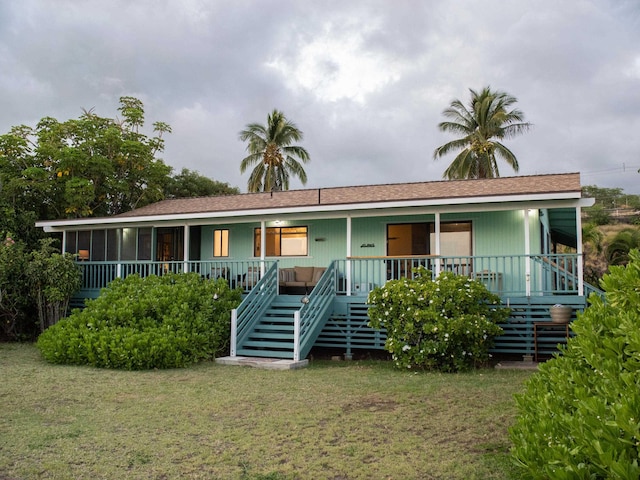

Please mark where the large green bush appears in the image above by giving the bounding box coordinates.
[510,249,640,479]
[367,267,507,372]
[37,273,241,370]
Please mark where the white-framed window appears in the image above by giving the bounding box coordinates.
[213,229,229,257]
[254,226,308,257]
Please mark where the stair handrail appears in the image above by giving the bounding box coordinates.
[531,254,603,299]
[230,262,278,356]
[294,261,337,361]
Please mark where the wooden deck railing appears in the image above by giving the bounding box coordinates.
[335,254,587,297]
[73,253,594,301]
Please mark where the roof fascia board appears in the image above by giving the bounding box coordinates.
[37,195,590,232]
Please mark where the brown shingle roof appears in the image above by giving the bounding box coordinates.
[116,173,582,218]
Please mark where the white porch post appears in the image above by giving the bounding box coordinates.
[260,220,266,276]
[434,212,441,276]
[524,209,531,297]
[61,231,67,253]
[183,224,190,273]
[293,311,301,362]
[576,206,584,296]
[346,215,352,296]
[116,228,122,278]
[230,309,237,357]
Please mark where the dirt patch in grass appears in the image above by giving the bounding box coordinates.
[0,343,532,480]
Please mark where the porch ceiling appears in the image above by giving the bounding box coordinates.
[548,208,577,248]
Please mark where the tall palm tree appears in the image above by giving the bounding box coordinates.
[239,110,310,192]
[433,87,531,180]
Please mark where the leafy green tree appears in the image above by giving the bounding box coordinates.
[0,97,172,225]
[26,238,81,332]
[0,236,33,340]
[583,204,612,225]
[433,86,531,179]
[165,168,240,198]
[239,110,310,192]
[582,185,624,209]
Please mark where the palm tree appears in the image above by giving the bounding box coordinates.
[433,87,531,179]
[606,228,640,266]
[239,110,310,192]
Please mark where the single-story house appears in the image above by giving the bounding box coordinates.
[36,172,596,363]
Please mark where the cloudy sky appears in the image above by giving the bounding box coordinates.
[1,0,639,194]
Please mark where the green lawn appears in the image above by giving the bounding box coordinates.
[0,344,532,479]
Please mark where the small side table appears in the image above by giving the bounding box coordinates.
[534,322,570,362]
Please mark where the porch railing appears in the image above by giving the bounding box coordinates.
[295,261,337,361]
[73,253,596,302]
[230,262,279,356]
[336,254,586,297]
[74,259,276,298]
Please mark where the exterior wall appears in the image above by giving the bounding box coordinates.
[200,219,349,269]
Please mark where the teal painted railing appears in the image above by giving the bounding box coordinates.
[231,262,279,356]
[294,261,338,361]
[74,259,275,298]
[337,254,587,297]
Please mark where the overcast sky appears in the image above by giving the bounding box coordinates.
[1,0,639,195]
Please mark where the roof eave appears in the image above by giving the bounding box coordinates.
[36,191,586,232]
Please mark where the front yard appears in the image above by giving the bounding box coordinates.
[0,344,532,479]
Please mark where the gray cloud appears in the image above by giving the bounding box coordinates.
[1,0,639,195]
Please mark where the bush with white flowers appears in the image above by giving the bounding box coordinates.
[367,267,507,372]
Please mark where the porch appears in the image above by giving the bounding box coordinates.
[70,253,597,361]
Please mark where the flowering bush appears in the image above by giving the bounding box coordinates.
[367,267,507,372]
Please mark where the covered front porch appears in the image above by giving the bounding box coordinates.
[70,253,596,362]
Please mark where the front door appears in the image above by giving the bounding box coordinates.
[156,227,184,266]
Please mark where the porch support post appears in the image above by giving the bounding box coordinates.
[230,309,237,357]
[260,220,266,276]
[434,212,441,277]
[576,206,584,296]
[346,215,352,296]
[61,230,67,253]
[293,311,301,362]
[524,209,531,297]
[183,224,190,273]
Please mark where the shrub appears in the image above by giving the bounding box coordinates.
[510,249,640,479]
[367,267,507,372]
[37,273,242,370]
[27,238,82,332]
[0,236,34,340]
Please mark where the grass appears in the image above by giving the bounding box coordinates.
[0,343,533,479]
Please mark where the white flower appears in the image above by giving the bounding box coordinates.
[402,345,411,351]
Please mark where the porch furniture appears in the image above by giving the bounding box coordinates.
[473,270,503,292]
[534,322,570,362]
[240,266,260,290]
[279,266,326,294]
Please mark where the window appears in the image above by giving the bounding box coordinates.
[430,222,472,257]
[387,223,429,256]
[254,226,308,257]
[387,222,472,256]
[213,229,229,257]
